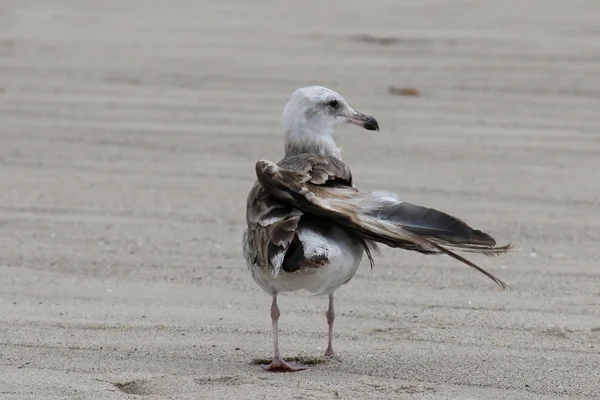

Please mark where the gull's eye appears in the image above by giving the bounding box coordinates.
[327,100,339,108]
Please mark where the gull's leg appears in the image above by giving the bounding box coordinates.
[262,295,308,372]
[324,293,335,357]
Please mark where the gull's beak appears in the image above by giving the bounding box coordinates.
[347,111,379,131]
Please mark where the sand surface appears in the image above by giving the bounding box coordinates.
[1,0,600,399]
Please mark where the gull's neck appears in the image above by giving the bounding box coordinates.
[284,135,341,159]
[284,127,342,159]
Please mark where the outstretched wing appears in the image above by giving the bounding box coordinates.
[255,155,511,289]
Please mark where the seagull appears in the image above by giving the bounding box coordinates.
[242,86,511,372]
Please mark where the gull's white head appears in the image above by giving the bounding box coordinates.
[282,86,379,157]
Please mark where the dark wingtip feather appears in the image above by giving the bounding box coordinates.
[469,229,497,246]
[375,202,498,247]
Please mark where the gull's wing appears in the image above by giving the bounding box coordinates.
[255,155,511,289]
[244,154,375,278]
[244,181,303,277]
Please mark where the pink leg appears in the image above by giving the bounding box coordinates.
[262,296,309,372]
[324,294,335,357]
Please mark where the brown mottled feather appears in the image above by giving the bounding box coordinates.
[244,155,375,277]
[244,182,303,275]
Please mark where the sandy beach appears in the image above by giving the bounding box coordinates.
[1,0,600,398]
